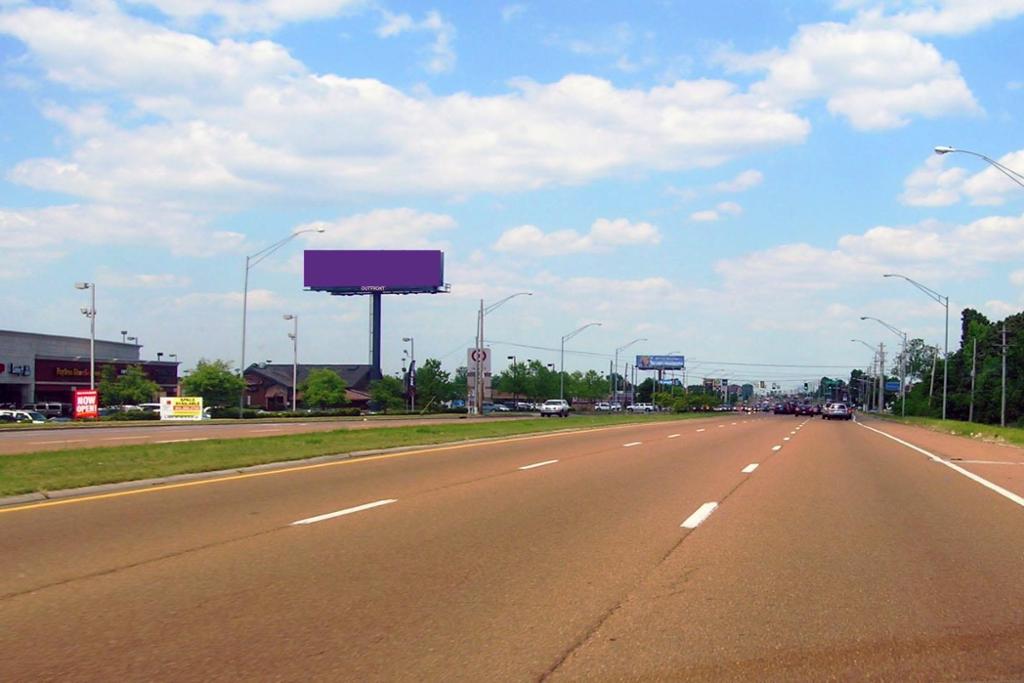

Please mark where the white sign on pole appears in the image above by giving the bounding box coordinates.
[467,348,493,407]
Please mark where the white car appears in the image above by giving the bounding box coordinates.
[594,402,612,411]
[539,399,570,417]
[626,403,655,413]
[823,402,852,420]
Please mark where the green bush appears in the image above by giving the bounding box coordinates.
[102,411,160,421]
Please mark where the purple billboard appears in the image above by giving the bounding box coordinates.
[304,250,446,294]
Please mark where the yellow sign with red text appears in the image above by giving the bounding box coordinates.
[159,396,203,421]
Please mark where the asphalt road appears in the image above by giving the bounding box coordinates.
[0,414,523,455]
[3,413,1024,681]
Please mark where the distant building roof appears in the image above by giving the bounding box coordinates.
[244,363,375,391]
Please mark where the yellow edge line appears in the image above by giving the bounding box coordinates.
[0,420,676,515]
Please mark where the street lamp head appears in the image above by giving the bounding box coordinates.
[74,281,92,290]
[315,224,326,233]
[934,145,956,155]
[859,316,869,321]
[402,337,412,342]
[80,307,90,315]
[283,314,295,320]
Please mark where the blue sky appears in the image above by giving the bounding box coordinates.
[2,0,1023,388]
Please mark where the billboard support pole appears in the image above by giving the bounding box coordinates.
[370,292,383,381]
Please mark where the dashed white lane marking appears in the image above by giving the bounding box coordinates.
[790,431,797,435]
[623,441,642,448]
[667,434,681,439]
[772,445,782,452]
[681,502,719,529]
[857,422,1024,511]
[742,463,759,473]
[783,437,791,441]
[519,459,558,470]
[291,499,397,526]
[155,438,211,444]
[717,425,724,428]
[731,422,737,425]
[696,428,706,433]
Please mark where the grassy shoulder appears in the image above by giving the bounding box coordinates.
[877,414,1024,448]
[0,413,701,497]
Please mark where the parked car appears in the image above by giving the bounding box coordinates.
[539,399,570,417]
[626,402,655,413]
[594,402,612,411]
[0,409,47,424]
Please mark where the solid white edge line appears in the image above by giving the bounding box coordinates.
[742,463,759,473]
[518,459,559,470]
[667,433,681,439]
[292,499,397,526]
[857,422,1024,510]
[681,502,719,529]
[623,441,642,447]
[771,445,782,451]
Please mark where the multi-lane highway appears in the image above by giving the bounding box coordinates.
[3,413,1024,681]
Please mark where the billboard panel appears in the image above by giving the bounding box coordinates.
[160,396,204,421]
[635,355,685,370]
[304,250,445,293]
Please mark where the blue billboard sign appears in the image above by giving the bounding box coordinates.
[636,355,685,370]
[884,380,901,392]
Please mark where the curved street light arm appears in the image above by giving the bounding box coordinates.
[882,273,947,306]
[850,339,876,353]
[562,322,602,343]
[860,316,906,341]
[484,291,532,315]
[934,147,1024,188]
[248,227,324,269]
[615,337,647,354]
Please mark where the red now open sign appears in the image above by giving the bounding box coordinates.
[74,389,99,419]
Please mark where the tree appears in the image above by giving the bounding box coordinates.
[414,358,453,409]
[371,376,406,412]
[98,364,160,406]
[451,366,468,400]
[182,359,245,407]
[299,369,348,409]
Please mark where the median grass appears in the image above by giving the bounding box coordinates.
[0,413,703,497]
[880,415,1024,448]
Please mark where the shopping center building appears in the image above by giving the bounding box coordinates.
[0,329,179,407]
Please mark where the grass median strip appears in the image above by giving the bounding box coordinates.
[878,415,1024,448]
[0,414,700,497]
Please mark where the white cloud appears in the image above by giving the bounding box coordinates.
[850,1,1024,36]
[900,149,1024,206]
[690,209,721,222]
[689,202,743,222]
[1011,270,1024,286]
[900,154,967,206]
[96,268,193,289]
[718,211,1024,293]
[0,204,245,257]
[0,8,810,204]
[173,288,282,310]
[716,21,981,130]
[494,218,661,256]
[714,169,763,193]
[501,4,526,22]
[984,299,1019,317]
[124,0,366,35]
[299,208,457,249]
[376,10,456,74]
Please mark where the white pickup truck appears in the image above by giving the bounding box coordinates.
[539,399,570,417]
[626,402,655,413]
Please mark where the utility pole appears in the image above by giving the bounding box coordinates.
[1001,323,1007,428]
[877,343,886,413]
[969,337,977,423]
[929,346,938,404]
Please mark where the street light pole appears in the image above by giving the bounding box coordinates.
[507,355,517,407]
[883,273,949,420]
[861,316,908,416]
[75,282,96,390]
[613,338,647,407]
[474,292,532,415]
[560,322,601,401]
[402,336,415,411]
[283,314,298,412]
[239,225,326,417]
[851,338,877,411]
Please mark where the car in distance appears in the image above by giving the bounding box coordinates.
[626,402,655,413]
[594,402,612,411]
[823,402,852,420]
[539,399,570,417]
